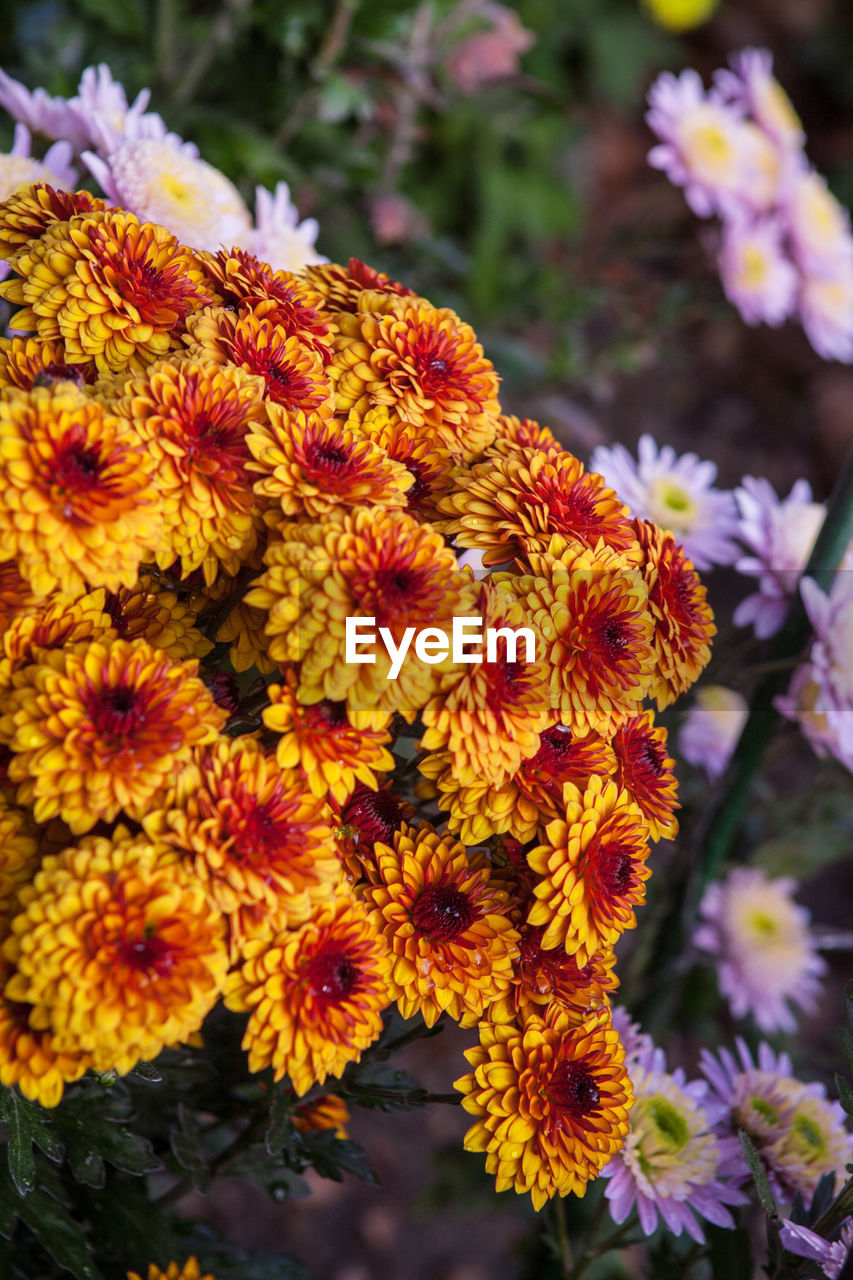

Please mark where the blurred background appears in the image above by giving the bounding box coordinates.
[2,2,851,1276]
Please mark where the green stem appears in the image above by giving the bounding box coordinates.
[275,0,362,148]
[552,1196,573,1276]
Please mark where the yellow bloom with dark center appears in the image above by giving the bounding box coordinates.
[348,405,456,521]
[527,774,652,963]
[501,539,656,739]
[300,257,417,314]
[262,672,394,804]
[334,781,415,884]
[486,414,562,460]
[0,591,113,692]
[3,831,228,1074]
[225,895,391,1094]
[491,924,619,1025]
[293,1093,350,1140]
[0,793,39,933]
[247,405,413,519]
[0,957,90,1108]
[0,636,225,833]
[2,209,213,374]
[0,336,97,390]
[216,598,277,674]
[127,1261,215,1280]
[418,747,543,845]
[114,358,267,584]
[0,183,106,263]
[420,579,551,788]
[455,1005,633,1209]
[247,507,476,725]
[515,724,618,826]
[440,449,638,567]
[198,247,333,358]
[185,306,332,415]
[94,574,213,661]
[0,383,163,598]
[0,559,38,634]
[144,735,340,955]
[635,519,715,708]
[329,303,500,460]
[612,710,679,842]
[360,823,519,1027]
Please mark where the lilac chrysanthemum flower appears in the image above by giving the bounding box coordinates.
[714,48,805,152]
[779,1218,853,1280]
[695,867,826,1033]
[786,168,853,276]
[0,67,90,149]
[646,69,756,218]
[799,258,853,364]
[679,685,748,777]
[801,572,853,714]
[718,216,798,327]
[700,1039,853,1208]
[733,476,826,638]
[240,182,326,273]
[589,434,740,569]
[776,661,853,773]
[602,1058,747,1242]
[611,1004,657,1070]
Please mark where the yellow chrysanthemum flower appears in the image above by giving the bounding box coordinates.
[612,710,679,842]
[93,574,213,661]
[127,1257,215,1280]
[527,774,652,963]
[225,895,391,1094]
[490,925,619,1025]
[0,636,225,832]
[198,247,333,357]
[0,183,106,263]
[0,558,38,634]
[3,831,228,1075]
[0,957,90,1108]
[0,383,163,598]
[347,404,456,522]
[455,1005,633,1209]
[300,257,417,313]
[0,792,39,933]
[486,413,562,459]
[0,591,113,692]
[0,335,97,390]
[293,1093,350,1140]
[643,0,719,33]
[360,823,519,1027]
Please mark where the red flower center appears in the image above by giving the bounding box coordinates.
[88,684,144,740]
[341,784,406,850]
[115,928,176,977]
[53,439,102,492]
[306,945,359,1001]
[412,885,473,941]
[592,841,635,899]
[314,700,348,727]
[548,1059,601,1117]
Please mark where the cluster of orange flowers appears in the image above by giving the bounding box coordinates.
[0,184,714,1210]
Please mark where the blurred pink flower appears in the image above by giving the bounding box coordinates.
[446,3,534,94]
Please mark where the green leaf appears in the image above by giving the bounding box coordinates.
[264,1088,300,1162]
[836,1074,853,1116]
[52,1084,162,1189]
[0,1164,101,1280]
[129,1060,163,1083]
[738,1129,778,1218]
[76,0,144,37]
[218,1146,310,1200]
[169,1103,210,1192]
[342,1061,435,1110]
[300,1131,378,1185]
[0,1086,64,1196]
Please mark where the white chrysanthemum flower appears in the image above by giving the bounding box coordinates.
[646,69,756,218]
[695,867,826,1034]
[589,434,740,569]
[603,1062,746,1242]
[733,476,828,638]
[82,138,251,252]
[718,217,798,327]
[679,685,748,777]
[241,182,326,273]
[715,48,805,151]
[799,257,853,364]
[0,66,90,148]
[70,63,192,154]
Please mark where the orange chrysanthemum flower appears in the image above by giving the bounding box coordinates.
[215,597,277,674]
[0,558,38,633]
[336,781,415,884]
[360,823,519,1027]
[0,958,90,1108]
[612,710,679,842]
[262,674,394,804]
[96,574,213,661]
[348,405,455,521]
[300,257,416,313]
[502,539,656,738]
[0,383,163,598]
[0,336,97,390]
[486,414,562,459]
[247,405,413,518]
[2,210,213,373]
[114,357,267,584]
[330,304,500,460]
[0,183,106,263]
[635,519,715,708]
[417,748,543,845]
[420,580,550,788]
[198,247,332,356]
[3,831,228,1074]
[527,774,652,963]
[248,507,476,724]
[0,793,39,932]
[491,924,619,1024]
[225,895,391,1094]
[455,1005,633,1209]
[144,735,340,951]
[0,637,225,833]
[0,591,112,691]
[185,307,332,414]
[293,1093,350,1140]
[127,1260,215,1280]
[440,449,638,567]
[515,724,617,821]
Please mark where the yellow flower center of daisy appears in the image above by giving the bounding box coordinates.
[749,1096,779,1125]
[648,1096,690,1149]
[747,910,779,937]
[758,79,803,138]
[649,477,697,531]
[792,1113,825,1155]
[801,180,845,246]
[737,245,769,291]
[681,110,736,181]
[160,170,199,215]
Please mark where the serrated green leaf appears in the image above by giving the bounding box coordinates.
[0,1086,64,1196]
[218,1146,310,1200]
[0,1165,101,1280]
[300,1132,378,1185]
[836,1074,853,1116]
[129,1060,163,1083]
[51,1083,162,1188]
[739,1128,778,1218]
[342,1061,433,1110]
[169,1104,210,1192]
[264,1088,300,1162]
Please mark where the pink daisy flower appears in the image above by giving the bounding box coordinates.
[714,48,805,152]
[678,685,748,777]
